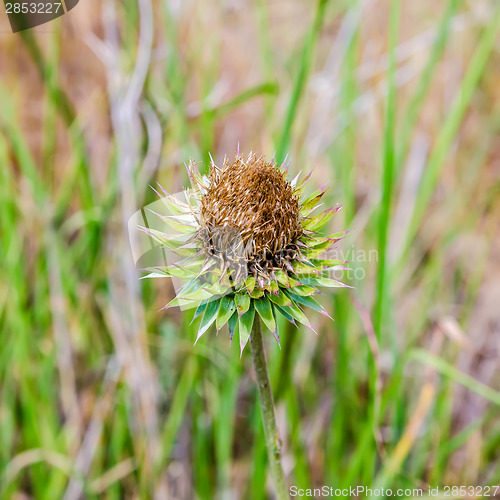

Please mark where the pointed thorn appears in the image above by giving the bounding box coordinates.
[302,172,312,184]
[272,330,281,347]
[194,329,205,345]
[157,183,169,196]
[150,185,163,199]
[308,324,318,335]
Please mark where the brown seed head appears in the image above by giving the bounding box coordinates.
[200,154,302,262]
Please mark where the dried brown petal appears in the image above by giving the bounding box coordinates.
[201,154,302,267]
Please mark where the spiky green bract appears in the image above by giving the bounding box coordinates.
[143,152,347,350]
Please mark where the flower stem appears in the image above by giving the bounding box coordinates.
[249,315,289,499]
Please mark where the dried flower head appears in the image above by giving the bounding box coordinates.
[201,155,302,258]
[142,152,347,353]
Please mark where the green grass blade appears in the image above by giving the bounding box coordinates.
[401,4,500,259]
[276,0,329,161]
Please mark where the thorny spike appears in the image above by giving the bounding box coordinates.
[145,151,346,348]
[209,152,216,166]
[280,153,289,168]
[201,152,302,261]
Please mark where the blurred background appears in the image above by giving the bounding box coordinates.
[1,0,500,498]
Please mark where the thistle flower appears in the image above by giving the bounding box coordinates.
[142,152,347,353]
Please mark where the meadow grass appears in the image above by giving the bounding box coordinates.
[1,0,500,498]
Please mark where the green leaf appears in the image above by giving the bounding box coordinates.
[269,302,280,346]
[138,226,190,251]
[289,285,318,296]
[148,209,198,234]
[164,257,209,279]
[294,172,312,196]
[310,258,345,268]
[284,289,331,318]
[287,276,303,288]
[254,297,276,334]
[163,297,196,309]
[292,260,315,272]
[273,269,289,287]
[141,271,169,280]
[300,277,348,288]
[204,280,232,297]
[192,300,209,323]
[269,278,279,294]
[195,298,220,343]
[302,246,329,259]
[300,185,328,210]
[158,192,191,216]
[293,261,320,276]
[235,292,251,316]
[250,286,264,299]
[273,304,297,325]
[302,207,337,232]
[300,186,328,217]
[228,311,238,341]
[177,277,204,296]
[245,276,256,294]
[267,289,293,307]
[178,287,215,303]
[239,302,255,355]
[216,295,236,331]
[280,302,316,332]
[303,232,347,250]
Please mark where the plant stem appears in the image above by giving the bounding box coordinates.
[250,315,289,499]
